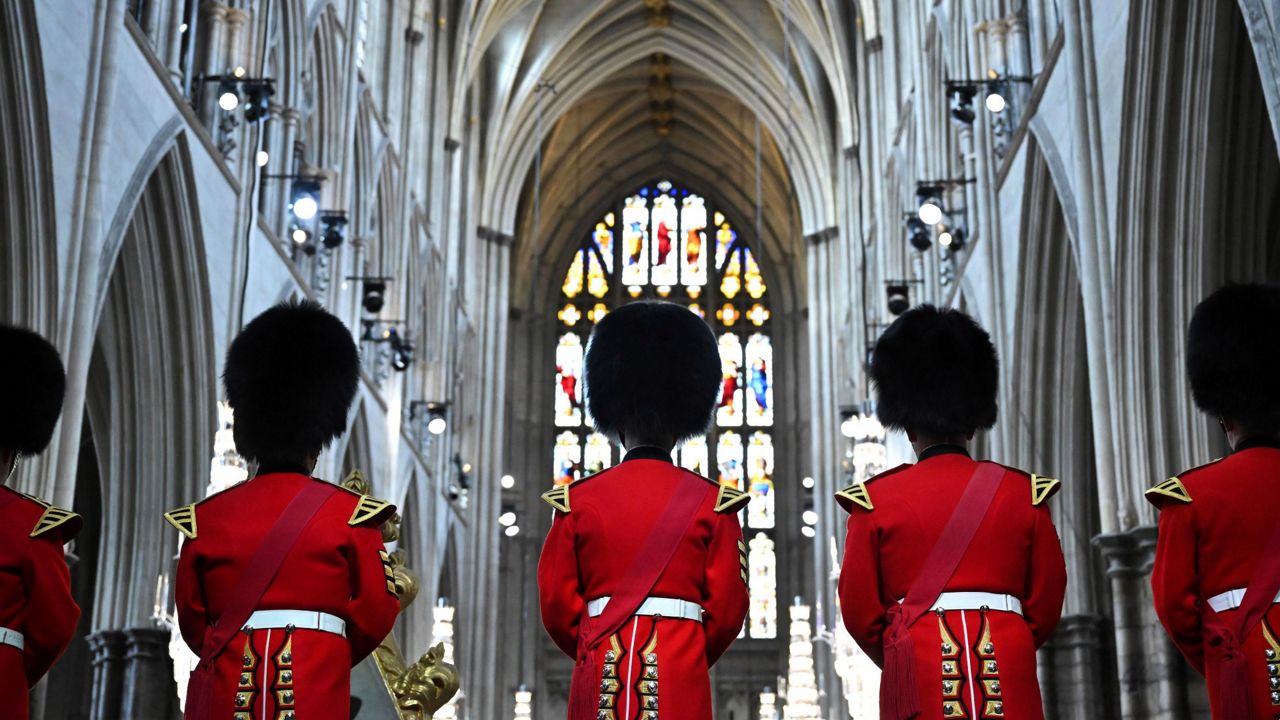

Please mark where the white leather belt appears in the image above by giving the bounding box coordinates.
[900,591,1024,615]
[587,596,703,623]
[244,610,346,637]
[1207,587,1280,613]
[0,627,24,651]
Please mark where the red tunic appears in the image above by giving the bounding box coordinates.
[0,486,81,720]
[1148,441,1280,719]
[837,447,1067,720]
[538,451,750,720]
[169,473,400,720]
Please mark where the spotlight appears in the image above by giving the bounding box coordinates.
[362,279,387,314]
[801,525,817,538]
[504,525,520,537]
[232,66,247,79]
[302,242,317,257]
[802,509,819,526]
[500,474,516,489]
[178,22,188,33]
[939,227,966,251]
[217,82,240,112]
[290,180,321,221]
[907,217,932,252]
[801,476,815,489]
[498,510,517,527]
[256,150,269,167]
[886,283,910,316]
[426,403,448,435]
[291,227,309,245]
[243,79,274,122]
[986,85,1007,113]
[386,328,413,371]
[949,84,977,124]
[320,214,347,249]
[916,186,945,226]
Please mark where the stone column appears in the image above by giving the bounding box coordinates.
[197,3,229,127]
[87,630,126,720]
[164,0,188,80]
[121,627,177,719]
[223,7,249,74]
[274,108,302,239]
[141,0,165,47]
[1045,614,1113,720]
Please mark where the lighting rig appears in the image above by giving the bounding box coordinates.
[908,179,974,253]
[945,73,1035,124]
[201,67,275,122]
[883,278,924,316]
[358,318,414,371]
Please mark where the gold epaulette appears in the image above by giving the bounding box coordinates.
[21,492,81,539]
[350,495,394,526]
[1030,474,1061,506]
[541,485,570,513]
[1146,477,1193,506]
[164,504,198,540]
[714,484,750,513]
[835,482,874,512]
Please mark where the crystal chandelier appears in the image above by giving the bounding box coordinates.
[513,685,532,720]
[832,610,881,719]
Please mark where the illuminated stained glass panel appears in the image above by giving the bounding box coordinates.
[586,250,608,299]
[715,222,736,270]
[555,334,584,427]
[743,248,766,299]
[621,196,649,287]
[681,195,708,288]
[746,432,775,529]
[748,532,778,638]
[745,333,773,427]
[583,433,613,476]
[651,191,679,287]
[593,222,614,274]
[678,435,709,477]
[553,431,581,486]
[717,334,744,427]
[716,431,744,490]
[721,249,742,299]
[563,251,584,298]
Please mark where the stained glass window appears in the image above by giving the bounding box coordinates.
[551,180,777,639]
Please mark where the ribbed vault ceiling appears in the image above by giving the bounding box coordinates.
[458,0,859,310]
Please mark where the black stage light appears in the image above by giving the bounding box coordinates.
[949,84,977,124]
[243,79,275,122]
[886,284,910,316]
[939,227,967,252]
[362,280,387,314]
[907,217,932,252]
[320,214,347,249]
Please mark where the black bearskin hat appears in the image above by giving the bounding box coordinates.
[0,325,66,454]
[224,300,359,463]
[870,305,998,437]
[585,301,721,444]
[1187,283,1280,433]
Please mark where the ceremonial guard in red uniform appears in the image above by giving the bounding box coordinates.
[0,325,81,720]
[538,301,750,720]
[1149,284,1280,720]
[167,301,400,720]
[837,306,1067,720]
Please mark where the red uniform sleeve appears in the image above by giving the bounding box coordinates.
[20,536,79,685]
[701,511,748,666]
[174,537,207,655]
[1151,504,1204,673]
[344,524,400,664]
[1022,505,1067,648]
[839,511,887,666]
[538,510,584,658]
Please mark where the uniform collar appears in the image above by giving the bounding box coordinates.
[1232,436,1280,454]
[253,463,311,477]
[917,444,971,461]
[623,446,673,464]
